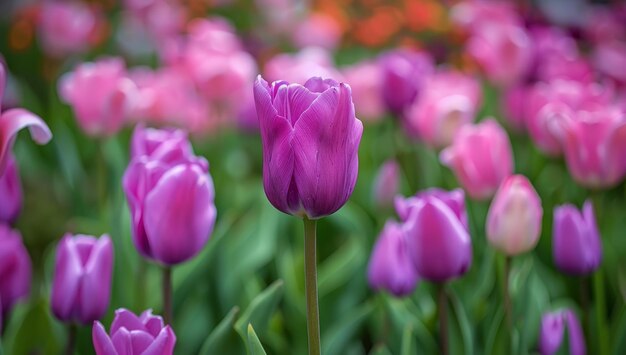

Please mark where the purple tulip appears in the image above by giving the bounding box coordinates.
[401,189,472,282]
[254,76,363,219]
[0,154,21,224]
[0,224,31,328]
[93,308,176,355]
[51,234,113,325]
[367,220,419,297]
[378,48,434,116]
[123,126,217,265]
[372,160,400,208]
[539,309,585,355]
[553,201,602,275]
[395,188,468,230]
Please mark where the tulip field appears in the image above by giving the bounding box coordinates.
[3,0,626,354]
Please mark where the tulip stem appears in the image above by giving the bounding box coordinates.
[593,270,609,355]
[437,284,449,355]
[162,266,173,325]
[303,216,321,355]
[580,276,590,345]
[66,324,77,355]
[504,256,512,328]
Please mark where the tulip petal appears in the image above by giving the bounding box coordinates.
[565,310,586,355]
[539,312,565,355]
[141,325,176,355]
[111,309,148,335]
[79,235,113,324]
[0,108,52,174]
[272,83,319,125]
[130,330,155,354]
[111,327,133,355]
[51,235,83,321]
[93,321,118,355]
[140,310,164,338]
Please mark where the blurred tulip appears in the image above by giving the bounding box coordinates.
[378,48,434,116]
[404,71,481,148]
[292,13,342,50]
[367,220,418,297]
[583,7,625,43]
[123,0,185,43]
[372,160,400,208]
[486,175,542,256]
[451,1,519,30]
[502,84,530,131]
[401,189,472,282]
[254,76,363,219]
[539,309,585,355]
[0,154,21,224]
[593,40,626,84]
[51,234,114,325]
[59,58,137,137]
[0,224,31,329]
[0,64,52,175]
[38,1,99,57]
[341,61,385,122]
[440,119,513,200]
[123,126,217,265]
[395,188,468,230]
[93,308,176,355]
[264,47,342,85]
[553,201,602,275]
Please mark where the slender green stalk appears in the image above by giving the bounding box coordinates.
[66,324,77,355]
[580,276,590,345]
[503,256,512,328]
[593,270,609,355]
[438,284,449,355]
[162,266,173,325]
[303,217,321,355]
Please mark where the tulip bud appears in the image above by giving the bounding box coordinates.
[395,188,468,229]
[93,308,176,355]
[440,119,513,200]
[372,160,400,208]
[0,154,21,224]
[254,76,363,219]
[0,224,31,328]
[123,127,217,265]
[51,234,114,325]
[401,189,472,282]
[539,309,585,355]
[367,221,419,297]
[486,175,543,256]
[553,200,602,275]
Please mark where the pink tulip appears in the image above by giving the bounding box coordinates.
[486,175,543,256]
[123,0,185,43]
[529,26,592,83]
[38,1,99,57]
[593,40,626,84]
[451,1,520,31]
[502,84,530,132]
[264,47,343,85]
[440,119,513,200]
[404,70,481,148]
[372,160,400,208]
[292,13,343,50]
[0,224,31,330]
[0,154,21,224]
[341,61,385,122]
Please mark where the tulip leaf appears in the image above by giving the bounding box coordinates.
[322,301,375,355]
[448,287,475,355]
[385,297,437,353]
[400,323,415,355]
[318,238,365,297]
[234,280,284,340]
[369,344,392,355]
[3,299,63,355]
[247,324,268,355]
[484,307,508,355]
[198,306,240,355]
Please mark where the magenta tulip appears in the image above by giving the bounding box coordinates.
[51,234,113,325]
[0,154,21,224]
[0,224,31,328]
[254,76,363,219]
[395,188,468,230]
[440,119,513,200]
[93,308,176,355]
[553,201,602,275]
[486,175,543,256]
[372,160,400,208]
[367,220,419,297]
[539,309,585,355]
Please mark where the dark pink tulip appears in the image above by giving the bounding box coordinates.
[38,2,99,57]
[404,70,481,148]
[372,160,400,209]
[93,308,176,355]
[367,220,418,297]
[123,126,216,264]
[487,175,542,256]
[0,154,21,224]
[378,48,434,116]
[395,188,468,230]
[553,201,602,275]
[0,224,31,329]
[440,119,513,200]
[59,58,137,137]
[254,76,363,219]
[539,309,585,355]
[402,189,472,282]
[51,234,113,325]
[0,64,52,175]
[341,61,385,122]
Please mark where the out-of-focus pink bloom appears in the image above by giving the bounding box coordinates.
[593,41,626,84]
[0,155,21,224]
[123,0,185,43]
[59,58,137,137]
[451,1,520,30]
[404,71,481,148]
[264,47,342,85]
[440,119,513,200]
[372,160,400,208]
[486,175,543,256]
[341,61,385,122]
[583,6,625,43]
[38,1,99,57]
[555,106,626,188]
[292,13,342,50]
[254,0,306,35]
[502,84,530,131]
[0,224,31,330]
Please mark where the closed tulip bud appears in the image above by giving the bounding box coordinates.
[440,119,514,200]
[395,188,468,230]
[539,309,585,355]
[0,155,21,223]
[487,175,543,256]
[93,308,176,355]
[553,201,602,275]
[0,224,31,328]
[372,160,400,208]
[254,76,363,219]
[402,190,472,282]
[51,234,113,324]
[123,129,216,264]
[129,124,194,163]
[367,221,419,297]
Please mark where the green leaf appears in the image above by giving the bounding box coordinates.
[234,280,284,339]
[247,324,268,355]
[448,288,474,355]
[3,299,63,355]
[401,323,415,355]
[323,301,375,355]
[369,344,392,355]
[198,307,240,355]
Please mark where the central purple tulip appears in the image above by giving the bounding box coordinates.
[254,75,363,219]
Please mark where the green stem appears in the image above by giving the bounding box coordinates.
[593,270,609,355]
[66,324,77,355]
[162,266,173,325]
[303,217,321,355]
[504,256,513,329]
[438,284,449,355]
